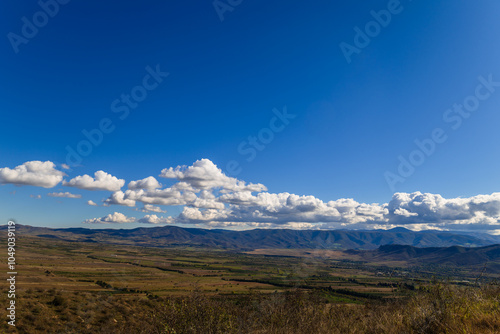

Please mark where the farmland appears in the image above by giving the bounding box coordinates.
[5,236,491,298]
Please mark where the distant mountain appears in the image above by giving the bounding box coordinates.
[12,224,500,251]
[348,244,500,272]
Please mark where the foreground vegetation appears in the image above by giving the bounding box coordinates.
[0,283,499,333]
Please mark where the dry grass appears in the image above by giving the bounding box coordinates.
[148,283,500,334]
[2,283,497,333]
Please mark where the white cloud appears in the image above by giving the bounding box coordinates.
[47,192,81,199]
[113,183,198,207]
[30,194,42,199]
[63,170,125,191]
[191,190,225,209]
[82,212,135,224]
[178,207,230,223]
[387,192,494,222]
[104,160,264,211]
[0,161,65,188]
[87,200,98,206]
[137,214,174,224]
[192,198,226,209]
[384,191,500,232]
[61,164,70,170]
[128,176,162,190]
[138,204,167,213]
[160,159,266,193]
[104,191,136,207]
[393,208,418,217]
[182,192,385,227]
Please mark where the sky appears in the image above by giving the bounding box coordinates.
[1,0,500,233]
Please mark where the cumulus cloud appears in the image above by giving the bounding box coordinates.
[192,190,225,209]
[160,159,267,193]
[61,164,70,170]
[47,192,81,199]
[82,212,173,225]
[105,182,199,207]
[138,204,167,213]
[63,170,125,191]
[192,197,226,209]
[178,207,230,223]
[385,192,500,232]
[87,200,98,206]
[104,160,265,211]
[180,192,385,228]
[0,161,65,188]
[30,194,42,199]
[128,176,162,190]
[82,212,135,224]
[104,191,136,207]
[137,214,174,224]
[393,208,418,217]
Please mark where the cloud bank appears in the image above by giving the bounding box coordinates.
[2,159,500,234]
[95,159,500,234]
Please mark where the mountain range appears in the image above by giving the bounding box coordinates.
[13,224,500,251]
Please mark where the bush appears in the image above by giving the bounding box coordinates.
[49,295,66,307]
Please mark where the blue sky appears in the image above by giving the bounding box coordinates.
[1,0,500,233]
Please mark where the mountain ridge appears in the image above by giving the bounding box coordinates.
[351,243,500,269]
[10,224,500,251]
